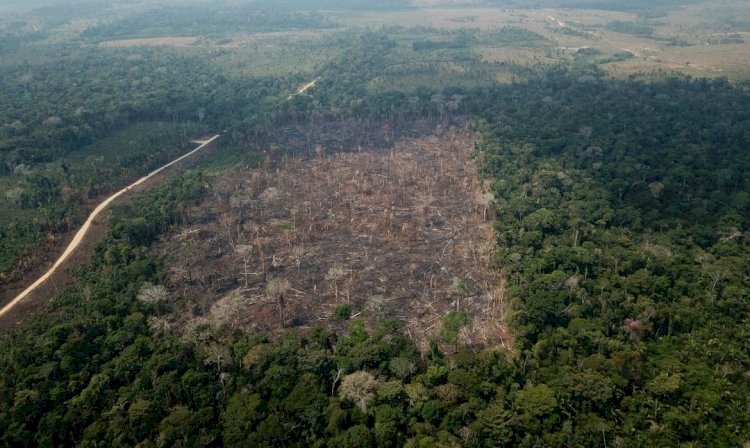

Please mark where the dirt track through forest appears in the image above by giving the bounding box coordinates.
[0,135,220,318]
[288,77,321,100]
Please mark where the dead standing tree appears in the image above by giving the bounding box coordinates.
[266,277,291,325]
[325,263,347,303]
[234,244,254,287]
[137,283,170,316]
[339,371,379,413]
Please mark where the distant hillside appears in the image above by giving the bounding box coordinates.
[414,0,700,14]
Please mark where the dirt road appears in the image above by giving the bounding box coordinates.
[288,77,321,100]
[0,134,220,318]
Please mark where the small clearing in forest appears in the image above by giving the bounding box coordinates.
[157,125,510,353]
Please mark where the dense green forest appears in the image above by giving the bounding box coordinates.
[2,0,750,446]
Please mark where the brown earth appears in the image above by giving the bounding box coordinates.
[154,125,510,353]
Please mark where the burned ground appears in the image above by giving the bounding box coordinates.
[154,123,510,352]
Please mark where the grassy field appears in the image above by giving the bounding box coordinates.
[211,31,343,77]
[10,0,749,84]
[94,30,344,78]
[329,1,750,80]
[5,0,749,79]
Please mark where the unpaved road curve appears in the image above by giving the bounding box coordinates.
[0,134,220,318]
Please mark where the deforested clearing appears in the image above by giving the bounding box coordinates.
[155,125,510,352]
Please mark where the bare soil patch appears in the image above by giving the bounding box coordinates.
[156,125,510,352]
